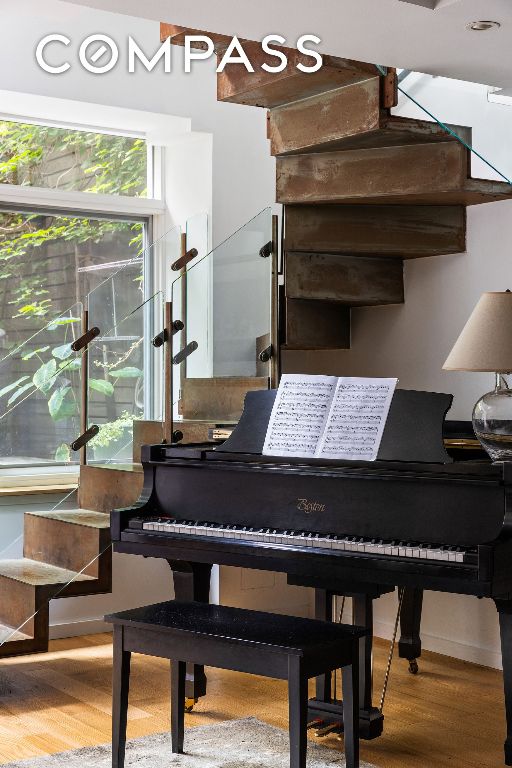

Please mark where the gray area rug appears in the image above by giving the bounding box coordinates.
[3,717,377,768]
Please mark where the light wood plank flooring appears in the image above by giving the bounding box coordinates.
[0,633,505,767]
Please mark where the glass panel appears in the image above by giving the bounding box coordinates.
[0,210,144,366]
[87,287,164,464]
[85,221,182,457]
[171,208,272,428]
[0,302,83,467]
[379,66,512,185]
[0,120,147,196]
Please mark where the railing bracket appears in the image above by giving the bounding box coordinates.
[153,320,185,347]
[173,341,198,365]
[71,425,100,452]
[71,327,100,352]
[259,345,273,363]
[259,241,273,258]
[171,248,198,272]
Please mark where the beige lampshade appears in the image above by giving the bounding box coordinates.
[443,291,512,372]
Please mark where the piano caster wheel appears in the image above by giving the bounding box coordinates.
[408,659,419,675]
[185,697,198,712]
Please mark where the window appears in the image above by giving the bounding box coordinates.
[0,121,147,196]
[0,119,157,470]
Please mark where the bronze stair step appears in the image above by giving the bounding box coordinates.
[179,377,268,421]
[25,509,109,528]
[0,558,95,587]
[161,23,379,109]
[0,623,32,644]
[284,299,351,350]
[285,252,404,306]
[276,142,512,205]
[23,509,111,585]
[79,463,143,514]
[284,205,466,258]
[269,77,471,156]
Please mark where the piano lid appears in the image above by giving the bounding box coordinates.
[215,388,454,464]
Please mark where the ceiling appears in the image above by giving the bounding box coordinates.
[58,0,512,89]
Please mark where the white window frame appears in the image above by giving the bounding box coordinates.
[0,92,192,483]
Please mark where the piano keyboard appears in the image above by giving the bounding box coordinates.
[128,517,477,565]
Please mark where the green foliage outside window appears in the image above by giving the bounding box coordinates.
[0,122,148,461]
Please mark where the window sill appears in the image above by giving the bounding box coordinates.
[0,466,79,496]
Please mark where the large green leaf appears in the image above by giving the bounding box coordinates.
[52,343,73,360]
[48,385,76,421]
[0,375,30,399]
[7,381,34,406]
[33,359,57,394]
[89,378,114,396]
[108,367,143,379]
[48,316,81,331]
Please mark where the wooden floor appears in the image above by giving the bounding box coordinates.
[0,632,505,767]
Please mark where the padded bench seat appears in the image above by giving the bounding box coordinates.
[106,600,367,768]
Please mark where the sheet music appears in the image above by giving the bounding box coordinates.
[262,374,397,461]
[262,374,337,457]
[316,377,397,461]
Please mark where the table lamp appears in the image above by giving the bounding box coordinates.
[443,291,512,461]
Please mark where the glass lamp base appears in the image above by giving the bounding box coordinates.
[473,374,512,461]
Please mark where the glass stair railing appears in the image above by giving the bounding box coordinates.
[170,207,277,441]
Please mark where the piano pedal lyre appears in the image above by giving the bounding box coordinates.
[315,721,343,738]
[185,697,198,712]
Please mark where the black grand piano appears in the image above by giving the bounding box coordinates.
[111,388,512,765]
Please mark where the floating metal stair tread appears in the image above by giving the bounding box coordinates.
[274,119,473,156]
[26,509,110,529]
[0,623,32,643]
[0,559,95,587]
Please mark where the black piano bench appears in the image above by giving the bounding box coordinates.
[106,600,367,768]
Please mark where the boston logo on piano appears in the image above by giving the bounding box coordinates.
[297,499,326,513]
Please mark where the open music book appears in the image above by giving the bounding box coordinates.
[263,374,397,461]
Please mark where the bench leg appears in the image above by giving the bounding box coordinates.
[288,657,308,768]
[342,648,360,768]
[171,660,186,754]
[112,626,131,768]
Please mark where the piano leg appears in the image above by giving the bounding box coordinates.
[398,588,423,674]
[495,599,512,766]
[308,589,384,740]
[314,588,333,702]
[352,593,384,739]
[168,560,212,701]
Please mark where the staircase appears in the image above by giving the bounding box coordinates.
[162,23,512,356]
[0,506,111,656]
[0,464,143,657]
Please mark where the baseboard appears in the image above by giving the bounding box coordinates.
[50,614,502,670]
[49,617,111,640]
[373,618,502,670]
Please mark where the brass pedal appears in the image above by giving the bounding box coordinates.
[185,697,198,712]
[315,721,342,737]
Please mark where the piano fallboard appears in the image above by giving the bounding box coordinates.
[118,446,512,549]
